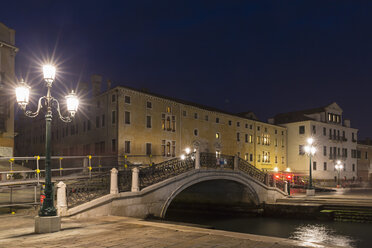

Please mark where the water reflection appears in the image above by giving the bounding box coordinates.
[290,224,356,248]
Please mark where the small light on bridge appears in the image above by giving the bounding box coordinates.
[180,154,186,160]
[185,147,191,154]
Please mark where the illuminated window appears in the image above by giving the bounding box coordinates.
[161,140,166,156]
[167,107,171,113]
[244,153,248,161]
[166,116,171,130]
[166,142,171,157]
[216,132,220,139]
[161,114,165,130]
[216,151,221,158]
[249,135,253,143]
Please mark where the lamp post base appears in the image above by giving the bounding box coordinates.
[306,189,315,196]
[35,215,61,233]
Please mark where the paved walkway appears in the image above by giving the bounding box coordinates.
[0,213,337,248]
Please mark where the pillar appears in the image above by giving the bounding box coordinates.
[56,181,67,216]
[284,181,288,194]
[234,155,239,171]
[131,167,140,192]
[110,168,119,194]
[195,149,200,169]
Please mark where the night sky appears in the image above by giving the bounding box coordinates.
[2,1,372,138]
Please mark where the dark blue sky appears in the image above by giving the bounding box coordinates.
[2,1,372,138]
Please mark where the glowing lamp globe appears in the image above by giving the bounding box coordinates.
[43,65,56,84]
[65,91,79,117]
[15,80,30,109]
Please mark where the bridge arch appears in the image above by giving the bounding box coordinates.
[160,172,261,218]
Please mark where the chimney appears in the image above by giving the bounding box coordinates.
[107,79,111,90]
[91,74,102,96]
[344,119,351,127]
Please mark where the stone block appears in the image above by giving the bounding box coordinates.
[35,216,61,233]
[306,189,315,196]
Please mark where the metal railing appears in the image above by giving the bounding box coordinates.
[200,153,234,170]
[237,158,266,184]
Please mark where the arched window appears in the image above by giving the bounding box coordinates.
[166,117,171,130]
[166,142,171,157]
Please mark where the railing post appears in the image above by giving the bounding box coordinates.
[131,167,140,192]
[195,150,200,169]
[284,181,288,194]
[83,157,88,174]
[234,155,239,171]
[110,168,119,194]
[56,181,67,216]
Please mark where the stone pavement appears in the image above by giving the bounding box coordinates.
[0,213,336,248]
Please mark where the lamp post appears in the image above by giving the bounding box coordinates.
[335,160,343,188]
[16,65,78,232]
[304,137,316,196]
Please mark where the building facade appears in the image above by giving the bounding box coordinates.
[16,76,287,171]
[0,23,17,157]
[357,139,372,182]
[271,103,358,185]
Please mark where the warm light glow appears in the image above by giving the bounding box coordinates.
[307,137,314,145]
[180,154,185,160]
[304,146,310,153]
[15,80,30,108]
[337,160,341,165]
[310,147,316,155]
[273,167,279,172]
[335,163,344,170]
[285,168,291,172]
[185,147,191,154]
[43,64,56,84]
[66,91,79,116]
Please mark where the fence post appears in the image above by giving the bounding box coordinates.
[131,167,140,192]
[57,181,67,216]
[59,157,63,177]
[234,155,239,171]
[110,168,119,194]
[195,149,200,169]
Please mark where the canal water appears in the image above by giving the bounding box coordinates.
[165,211,372,248]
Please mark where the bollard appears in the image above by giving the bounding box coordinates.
[195,149,200,169]
[56,181,67,216]
[110,168,119,194]
[131,167,140,192]
[234,155,238,171]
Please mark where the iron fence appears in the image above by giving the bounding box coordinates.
[237,158,266,184]
[200,153,234,170]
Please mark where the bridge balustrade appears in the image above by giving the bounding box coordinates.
[237,158,266,184]
[200,153,234,170]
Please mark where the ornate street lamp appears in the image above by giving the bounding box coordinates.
[335,160,343,188]
[304,137,316,196]
[15,65,79,219]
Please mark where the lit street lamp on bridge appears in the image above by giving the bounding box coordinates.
[335,160,344,188]
[15,64,79,233]
[304,137,316,196]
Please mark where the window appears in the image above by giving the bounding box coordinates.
[147,101,152,108]
[323,146,327,156]
[282,157,285,164]
[182,110,187,117]
[146,143,152,155]
[324,162,327,171]
[96,116,100,128]
[262,151,270,163]
[365,152,368,159]
[250,154,253,162]
[245,134,248,143]
[172,141,176,157]
[216,117,220,123]
[249,135,253,143]
[262,134,270,145]
[246,124,248,128]
[275,138,278,147]
[112,111,116,124]
[275,156,278,163]
[124,96,131,104]
[299,145,305,155]
[257,154,261,162]
[313,161,317,171]
[245,153,249,161]
[265,127,267,132]
[112,139,116,152]
[312,125,316,134]
[205,115,209,121]
[172,116,176,131]
[216,151,221,158]
[125,141,131,153]
[125,111,130,124]
[167,107,171,113]
[146,116,152,128]
[87,120,91,131]
[299,125,305,134]
[257,126,260,131]
[323,127,326,136]
[161,140,166,156]
[102,114,105,127]
[216,132,220,139]
[194,129,198,136]
[352,164,355,172]
[237,132,240,141]
[112,94,116,102]
[237,122,240,127]
[257,136,260,144]
[161,114,165,130]
[228,120,232,126]
[281,131,284,135]
[194,113,198,119]
[250,125,253,129]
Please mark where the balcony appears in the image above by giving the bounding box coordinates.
[329,134,347,142]
[329,154,347,161]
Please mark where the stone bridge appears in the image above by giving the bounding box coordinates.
[59,152,287,219]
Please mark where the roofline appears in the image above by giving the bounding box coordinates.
[95,85,286,129]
